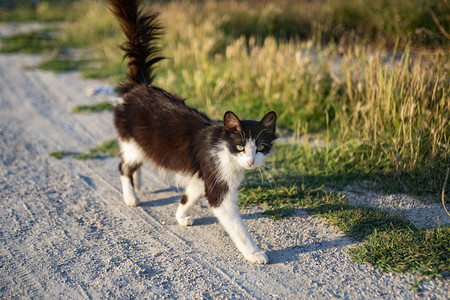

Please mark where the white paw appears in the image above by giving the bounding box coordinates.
[245,251,269,264]
[124,194,139,207]
[177,216,194,226]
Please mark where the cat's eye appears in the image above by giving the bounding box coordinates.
[236,145,245,151]
[257,145,264,151]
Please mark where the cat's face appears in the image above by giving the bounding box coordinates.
[223,111,277,170]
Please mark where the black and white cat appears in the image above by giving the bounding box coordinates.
[109,0,277,264]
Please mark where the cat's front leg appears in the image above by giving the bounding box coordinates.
[211,190,269,264]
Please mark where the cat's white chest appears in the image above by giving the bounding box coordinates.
[214,143,244,189]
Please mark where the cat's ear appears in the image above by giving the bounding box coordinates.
[259,111,277,133]
[224,111,242,133]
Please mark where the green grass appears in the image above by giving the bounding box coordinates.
[0,28,62,54]
[239,183,411,240]
[263,143,450,198]
[350,226,450,280]
[236,140,449,281]
[239,165,449,280]
[72,101,113,113]
[37,57,90,73]
[49,150,78,160]
[0,0,83,22]
[50,139,119,160]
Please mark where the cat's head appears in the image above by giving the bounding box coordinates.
[223,111,277,170]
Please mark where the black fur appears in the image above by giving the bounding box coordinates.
[108,0,164,94]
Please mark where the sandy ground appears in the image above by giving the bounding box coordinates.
[0,25,449,299]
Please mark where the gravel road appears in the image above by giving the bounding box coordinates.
[0,26,449,298]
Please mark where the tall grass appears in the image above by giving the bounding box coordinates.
[336,46,449,173]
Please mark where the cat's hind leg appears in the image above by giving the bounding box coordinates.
[119,139,145,207]
[176,175,204,226]
[132,167,142,191]
[119,161,141,206]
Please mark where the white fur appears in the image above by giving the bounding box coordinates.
[119,138,146,165]
[214,143,244,188]
[120,175,139,206]
[176,174,205,226]
[212,141,269,264]
[236,140,265,169]
[118,139,146,206]
[211,189,268,264]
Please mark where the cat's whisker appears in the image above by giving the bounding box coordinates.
[261,168,277,188]
[257,168,266,186]
[261,163,293,187]
[255,128,268,141]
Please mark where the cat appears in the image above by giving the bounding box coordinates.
[108,0,277,264]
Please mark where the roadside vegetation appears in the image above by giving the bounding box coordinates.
[2,0,449,285]
[50,139,118,160]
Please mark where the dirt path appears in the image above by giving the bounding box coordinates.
[0,49,449,298]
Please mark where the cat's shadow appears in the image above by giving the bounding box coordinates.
[267,237,353,264]
[137,192,352,265]
[140,196,179,207]
[195,211,264,226]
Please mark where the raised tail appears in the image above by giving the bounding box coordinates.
[108,0,164,94]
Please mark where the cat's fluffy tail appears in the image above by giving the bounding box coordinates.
[108,0,164,94]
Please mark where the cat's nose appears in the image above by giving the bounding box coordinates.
[247,160,254,167]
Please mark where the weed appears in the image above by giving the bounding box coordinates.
[37,58,90,73]
[50,139,119,160]
[72,101,113,113]
[74,139,119,160]
[0,28,61,54]
[349,226,450,279]
[49,150,78,160]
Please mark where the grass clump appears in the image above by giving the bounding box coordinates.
[72,101,113,113]
[0,28,61,54]
[74,139,119,160]
[265,142,449,198]
[349,226,450,279]
[50,139,119,160]
[49,150,78,160]
[37,57,90,73]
